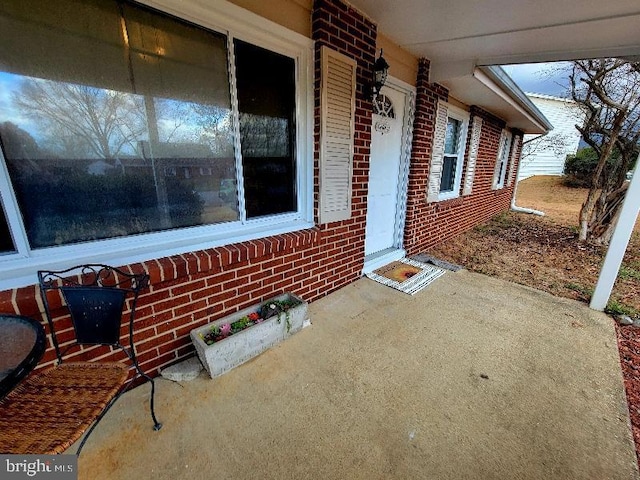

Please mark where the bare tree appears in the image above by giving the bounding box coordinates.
[238,114,290,158]
[520,132,570,166]
[191,103,234,157]
[13,79,146,159]
[569,59,640,244]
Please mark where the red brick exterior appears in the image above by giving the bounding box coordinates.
[0,0,378,378]
[403,59,524,254]
[0,0,525,379]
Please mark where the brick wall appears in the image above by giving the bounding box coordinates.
[0,0,377,378]
[0,0,526,380]
[403,59,523,254]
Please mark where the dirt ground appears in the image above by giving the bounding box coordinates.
[428,176,640,315]
[426,175,640,465]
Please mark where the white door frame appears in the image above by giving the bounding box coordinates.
[363,76,416,273]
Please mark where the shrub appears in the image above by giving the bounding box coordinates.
[14,169,204,247]
[563,148,598,187]
[563,147,620,188]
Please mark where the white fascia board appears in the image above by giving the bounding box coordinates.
[473,67,552,132]
[476,44,640,69]
[526,92,576,104]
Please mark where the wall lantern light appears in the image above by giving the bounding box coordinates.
[372,49,390,98]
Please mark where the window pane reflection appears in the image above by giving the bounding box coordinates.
[440,156,456,193]
[0,0,237,248]
[235,40,297,218]
[444,118,461,155]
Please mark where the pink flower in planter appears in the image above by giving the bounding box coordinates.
[220,323,231,336]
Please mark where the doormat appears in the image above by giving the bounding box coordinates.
[366,258,445,295]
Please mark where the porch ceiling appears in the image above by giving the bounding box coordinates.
[349,0,640,133]
[350,0,640,66]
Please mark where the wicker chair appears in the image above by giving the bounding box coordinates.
[0,265,162,455]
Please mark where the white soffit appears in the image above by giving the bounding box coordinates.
[440,75,546,134]
[346,0,640,133]
[348,0,640,66]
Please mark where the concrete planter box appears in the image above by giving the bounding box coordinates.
[190,293,309,379]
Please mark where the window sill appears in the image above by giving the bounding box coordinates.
[0,224,319,317]
[0,220,317,291]
[430,191,461,204]
[434,196,465,210]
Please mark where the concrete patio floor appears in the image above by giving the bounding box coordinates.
[77,270,639,479]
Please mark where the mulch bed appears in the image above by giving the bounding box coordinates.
[616,324,640,463]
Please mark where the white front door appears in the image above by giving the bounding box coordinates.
[365,85,408,256]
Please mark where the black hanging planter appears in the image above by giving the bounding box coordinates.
[61,287,127,345]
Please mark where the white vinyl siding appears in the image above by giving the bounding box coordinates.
[462,116,482,196]
[518,94,583,180]
[319,46,357,224]
[427,101,469,202]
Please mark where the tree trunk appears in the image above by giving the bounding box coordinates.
[578,112,625,242]
[588,183,628,244]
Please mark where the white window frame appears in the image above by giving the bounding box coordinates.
[438,104,469,202]
[0,0,314,290]
[493,130,513,190]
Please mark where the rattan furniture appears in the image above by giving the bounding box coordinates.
[0,265,162,455]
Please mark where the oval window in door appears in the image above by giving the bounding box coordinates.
[373,94,395,118]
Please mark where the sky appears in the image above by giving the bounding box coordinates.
[502,62,573,98]
[0,72,35,133]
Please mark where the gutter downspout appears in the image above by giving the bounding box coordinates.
[510,136,545,216]
[473,67,552,217]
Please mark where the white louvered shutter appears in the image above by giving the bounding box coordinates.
[506,134,521,187]
[462,116,482,196]
[426,101,448,202]
[492,129,511,189]
[319,46,357,224]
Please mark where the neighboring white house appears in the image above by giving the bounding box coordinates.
[518,93,583,180]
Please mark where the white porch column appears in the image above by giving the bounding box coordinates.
[590,154,640,311]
